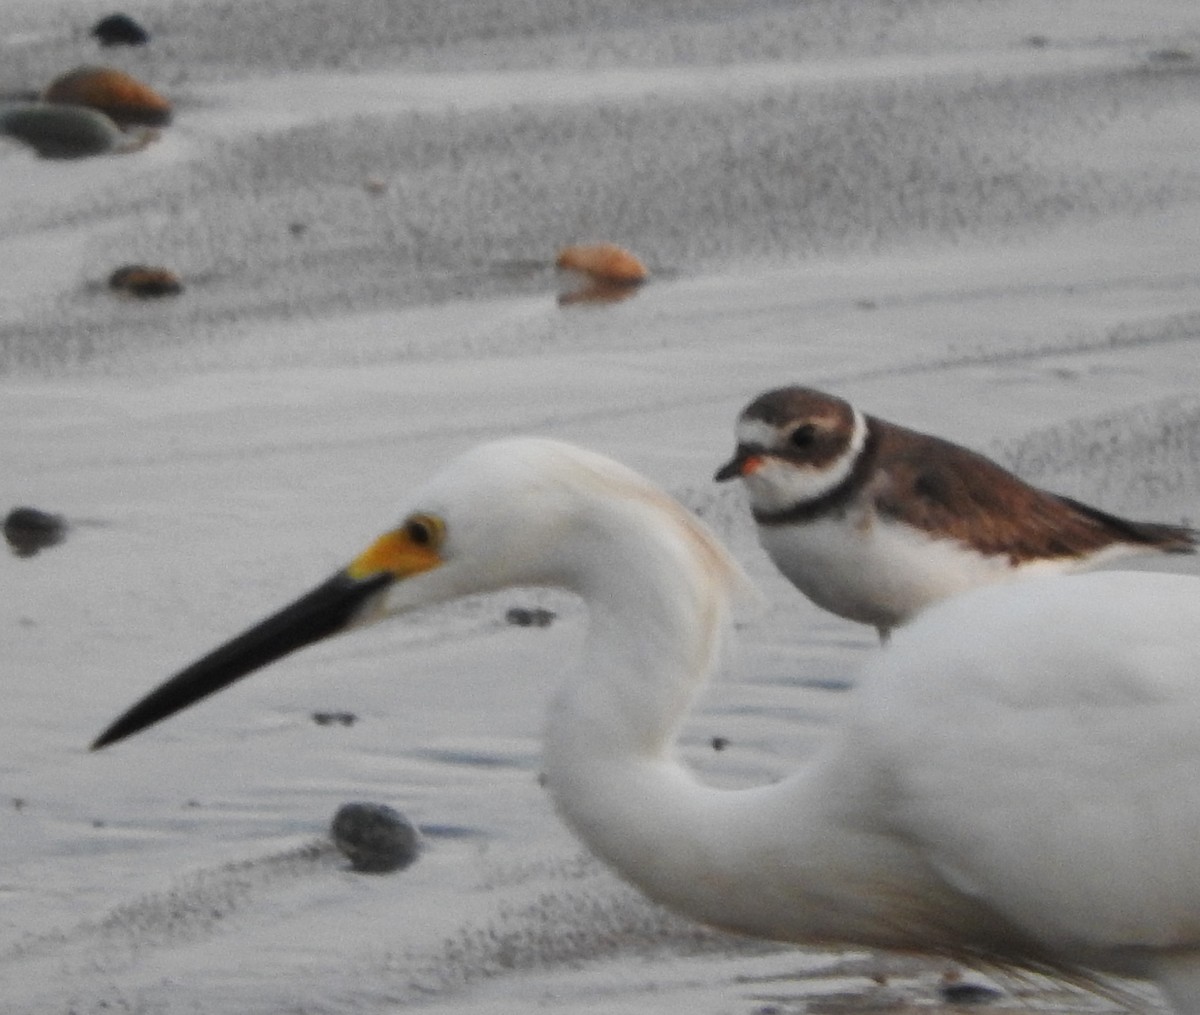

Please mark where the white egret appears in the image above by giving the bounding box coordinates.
[93,438,1200,1012]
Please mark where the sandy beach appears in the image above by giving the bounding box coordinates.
[3,1,1200,1011]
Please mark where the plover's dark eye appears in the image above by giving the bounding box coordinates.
[789,424,817,449]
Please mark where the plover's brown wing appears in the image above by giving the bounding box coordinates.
[1051,494,1196,554]
[871,424,1196,563]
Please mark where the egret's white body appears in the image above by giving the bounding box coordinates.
[95,438,1200,1012]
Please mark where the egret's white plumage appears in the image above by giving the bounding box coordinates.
[93,438,1200,1012]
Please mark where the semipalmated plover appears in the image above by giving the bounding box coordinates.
[716,386,1196,639]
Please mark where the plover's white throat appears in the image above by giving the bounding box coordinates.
[716,386,1197,639]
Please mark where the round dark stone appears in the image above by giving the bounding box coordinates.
[331,802,420,873]
[0,103,122,159]
[91,13,150,46]
[4,507,68,557]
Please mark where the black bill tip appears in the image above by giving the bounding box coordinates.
[714,453,745,483]
[91,569,394,751]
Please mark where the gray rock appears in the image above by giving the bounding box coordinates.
[0,102,124,159]
[331,802,420,874]
[4,507,67,557]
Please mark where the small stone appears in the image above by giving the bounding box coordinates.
[331,802,421,873]
[312,711,357,727]
[939,981,1003,1004]
[711,736,729,752]
[505,606,556,628]
[44,66,171,129]
[4,506,68,557]
[555,243,648,284]
[0,103,125,159]
[555,243,648,306]
[91,13,151,47]
[108,264,183,298]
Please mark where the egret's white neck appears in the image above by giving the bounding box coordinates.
[545,489,735,762]
[537,494,797,937]
[542,498,758,928]
[538,488,969,947]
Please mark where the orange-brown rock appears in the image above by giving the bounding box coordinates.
[555,243,648,285]
[44,66,171,128]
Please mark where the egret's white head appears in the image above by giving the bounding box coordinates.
[92,438,750,750]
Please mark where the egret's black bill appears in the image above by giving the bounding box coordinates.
[91,570,394,750]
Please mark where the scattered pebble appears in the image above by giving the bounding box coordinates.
[939,981,1004,1004]
[555,243,648,306]
[91,13,150,47]
[555,243,648,284]
[331,802,421,873]
[311,710,357,727]
[0,103,127,159]
[552,242,648,305]
[45,65,172,129]
[4,506,68,558]
[108,264,184,298]
[711,736,729,752]
[505,606,557,628]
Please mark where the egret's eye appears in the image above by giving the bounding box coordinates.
[789,424,817,449]
[404,513,445,549]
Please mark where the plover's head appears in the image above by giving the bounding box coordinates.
[715,387,869,514]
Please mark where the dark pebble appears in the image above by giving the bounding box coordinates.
[91,13,150,46]
[4,507,68,557]
[505,606,556,628]
[331,802,421,873]
[108,264,184,298]
[312,711,357,727]
[939,981,1004,1004]
[0,103,123,159]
